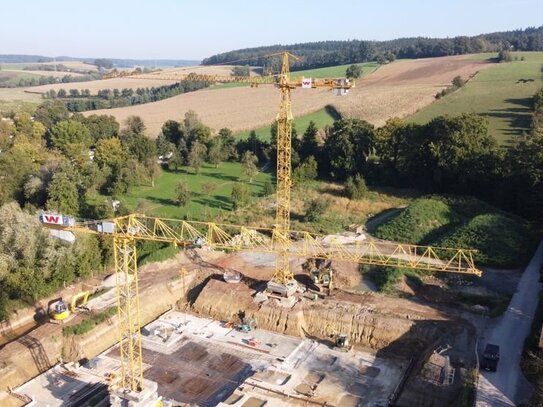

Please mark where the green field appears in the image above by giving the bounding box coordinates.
[0,71,41,86]
[97,162,272,219]
[409,51,543,144]
[234,107,338,141]
[291,62,380,79]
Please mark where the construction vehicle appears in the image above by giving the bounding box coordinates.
[334,333,352,352]
[71,291,90,312]
[49,300,70,321]
[307,259,333,290]
[39,52,482,402]
[48,291,90,322]
[481,343,500,372]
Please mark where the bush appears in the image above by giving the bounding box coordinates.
[231,183,251,209]
[63,307,116,336]
[304,197,331,222]
[262,179,275,196]
[345,174,368,200]
[498,50,513,63]
[362,266,424,294]
[452,75,465,88]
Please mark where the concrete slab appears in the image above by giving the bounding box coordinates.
[14,309,403,406]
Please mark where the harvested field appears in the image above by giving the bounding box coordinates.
[23,76,182,95]
[155,64,259,77]
[23,70,83,78]
[0,65,256,103]
[85,55,491,137]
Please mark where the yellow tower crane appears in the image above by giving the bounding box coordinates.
[38,54,482,400]
[41,214,481,397]
[113,52,354,295]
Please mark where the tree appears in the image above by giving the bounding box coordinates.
[231,183,251,209]
[506,133,543,218]
[34,100,70,128]
[201,181,217,216]
[322,119,374,180]
[94,58,114,69]
[241,151,258,182]
[94,137,127,169]
[129,135,156,164]
[84,114,119,142]
[201,181,217,198]
[345,174,368,199]
[0,143,41,205]
[452,75,465,88]
[218,128,238,160]
[263,179,275,196]
[374,118,424,182]
[304,197,330,222]
[146,159,162,188]
[176,180,191,207]
[346,64,362,79]
[161,120,183,146]
[168,148,183,170]
[48,119,92,155]
[121,116,146,139]
[182,110,212,148]
[498,50,513,62]
[293,156,318,184]
[46,170,80,215]
[406,113,500,195]
[232,65,250,77]
[299,121,320,161]
[207,140,222,168]
[188,141,207,173]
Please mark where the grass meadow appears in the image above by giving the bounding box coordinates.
[409,51,543,145]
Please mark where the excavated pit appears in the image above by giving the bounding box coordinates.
[192,278,453,354]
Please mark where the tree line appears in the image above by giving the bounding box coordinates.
[203,26,543,71]
[0,72,103,88]
[42,79,212,112]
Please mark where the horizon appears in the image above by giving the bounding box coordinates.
[1,0,542,60]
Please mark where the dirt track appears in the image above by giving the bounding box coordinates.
[82,55,491,136]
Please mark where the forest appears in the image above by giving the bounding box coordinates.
[203,26,543,70]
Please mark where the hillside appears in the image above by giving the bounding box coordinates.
[0,54,199,67]
[374,196,535,268]
[203,26,543,70]
[84,55,489,137]
[409,51,543,144]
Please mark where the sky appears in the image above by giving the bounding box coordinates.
[1,0,541,60]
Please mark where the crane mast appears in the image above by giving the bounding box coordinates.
[273,52,296,288]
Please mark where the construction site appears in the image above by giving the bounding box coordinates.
[0,52,498,406]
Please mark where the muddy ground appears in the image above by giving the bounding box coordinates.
[0,245,514,407]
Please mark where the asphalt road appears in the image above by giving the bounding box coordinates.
[476,239,543,407]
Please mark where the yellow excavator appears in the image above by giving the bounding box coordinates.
[49,291,90,322]
[306,259,334,290]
